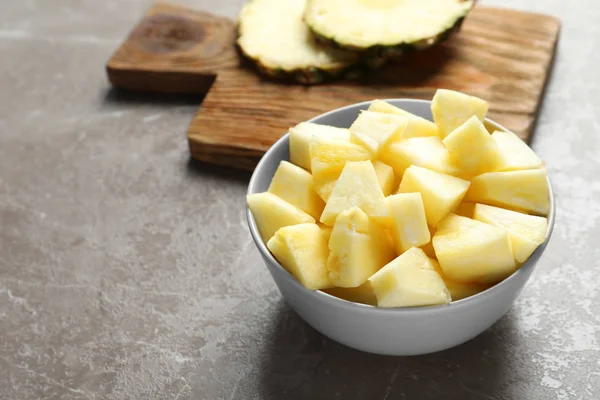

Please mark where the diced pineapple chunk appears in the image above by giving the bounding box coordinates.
[368,247,450,308]
[373,161,396,196]
[289,122,350,171]
[368,100,439,138]
[431,89,489,138]
[320,161,391,226]
[312,170,339,202]
[380,136,460,177]
[268,161,325,219]
[315,161,395,202]
[248,192,315,242]
[465,169,550,215]
[398,166,470,228]
[327,207,395,287]
[454,201,476,218]
[443,116,502,178]
[322,281,377,306]
[430,258,490,301]
[492,130,544,171]
[387,193,430,254]
[309,136,372,178]
[267,223,331,290]
[473,204,548,263]
[349,110,407,154]
[432,213,516,284]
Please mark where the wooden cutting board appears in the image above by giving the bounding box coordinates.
[107,2,560,171]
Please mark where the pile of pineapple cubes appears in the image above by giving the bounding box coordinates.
[248,89,550,308]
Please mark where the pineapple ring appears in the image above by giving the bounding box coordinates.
[305,0,474,52]
[237,0,357,84]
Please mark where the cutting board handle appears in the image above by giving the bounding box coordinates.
[106,2,239,94]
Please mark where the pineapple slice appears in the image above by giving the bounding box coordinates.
[349,110,407,155]
[289,122,350,171]
[367,100,438,138]
[238,0,357,84]
[431,89,489,138]
[322,281,377,306]
[430,258,490,301]
[327,207,395,287]
[465,169,550,215]
[454,201,477,218]
[473,204,548,263]
[320,161,391,227]
[397,166,470,228]
[432,213,516,284]
[492,130,544,171]
[267,223,332,290]
[387,193,431,254]
[368,248,450,308]
[247,192,315,242]
[309,135,371,177]
[373,161,396,196]
[304,0,473,58]
[443,116,502,178]
[380,136,461,177]
[268,160,325,219]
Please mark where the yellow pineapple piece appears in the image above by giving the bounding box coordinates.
[432,213,516,284]
[314,161,395,202]
[268,161,325,219]
[454,201,477,218]
[309,135,372,178]
[327,207,395,287]
[465,169,550,215]
[430,258,490,301]
[397,166,470,228]
[247,192,315,242]
[443,116,502,178]
[349,110,407,155]
[312,169,339,202]
[387,193,430,254]
[367,100,439,138]
[492,130,544,171]
[322,281,377,306]
[267,223,331,290]
[373,161,397,196]
[380,136,461,177]
[320,161,391,227]
[309,134,372,202]
[473,204,548,263]
[289,122,350,171]
[368,247,450,308]
[431,89,489,138]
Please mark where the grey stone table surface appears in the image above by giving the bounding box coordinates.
[0,0,599,399]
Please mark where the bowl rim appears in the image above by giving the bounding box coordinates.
[246,98,556,314]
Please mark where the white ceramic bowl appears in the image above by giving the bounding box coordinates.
[246,99,555,356]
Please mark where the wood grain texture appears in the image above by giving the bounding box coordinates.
[105,3,560,171]
[106,2,238,94]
